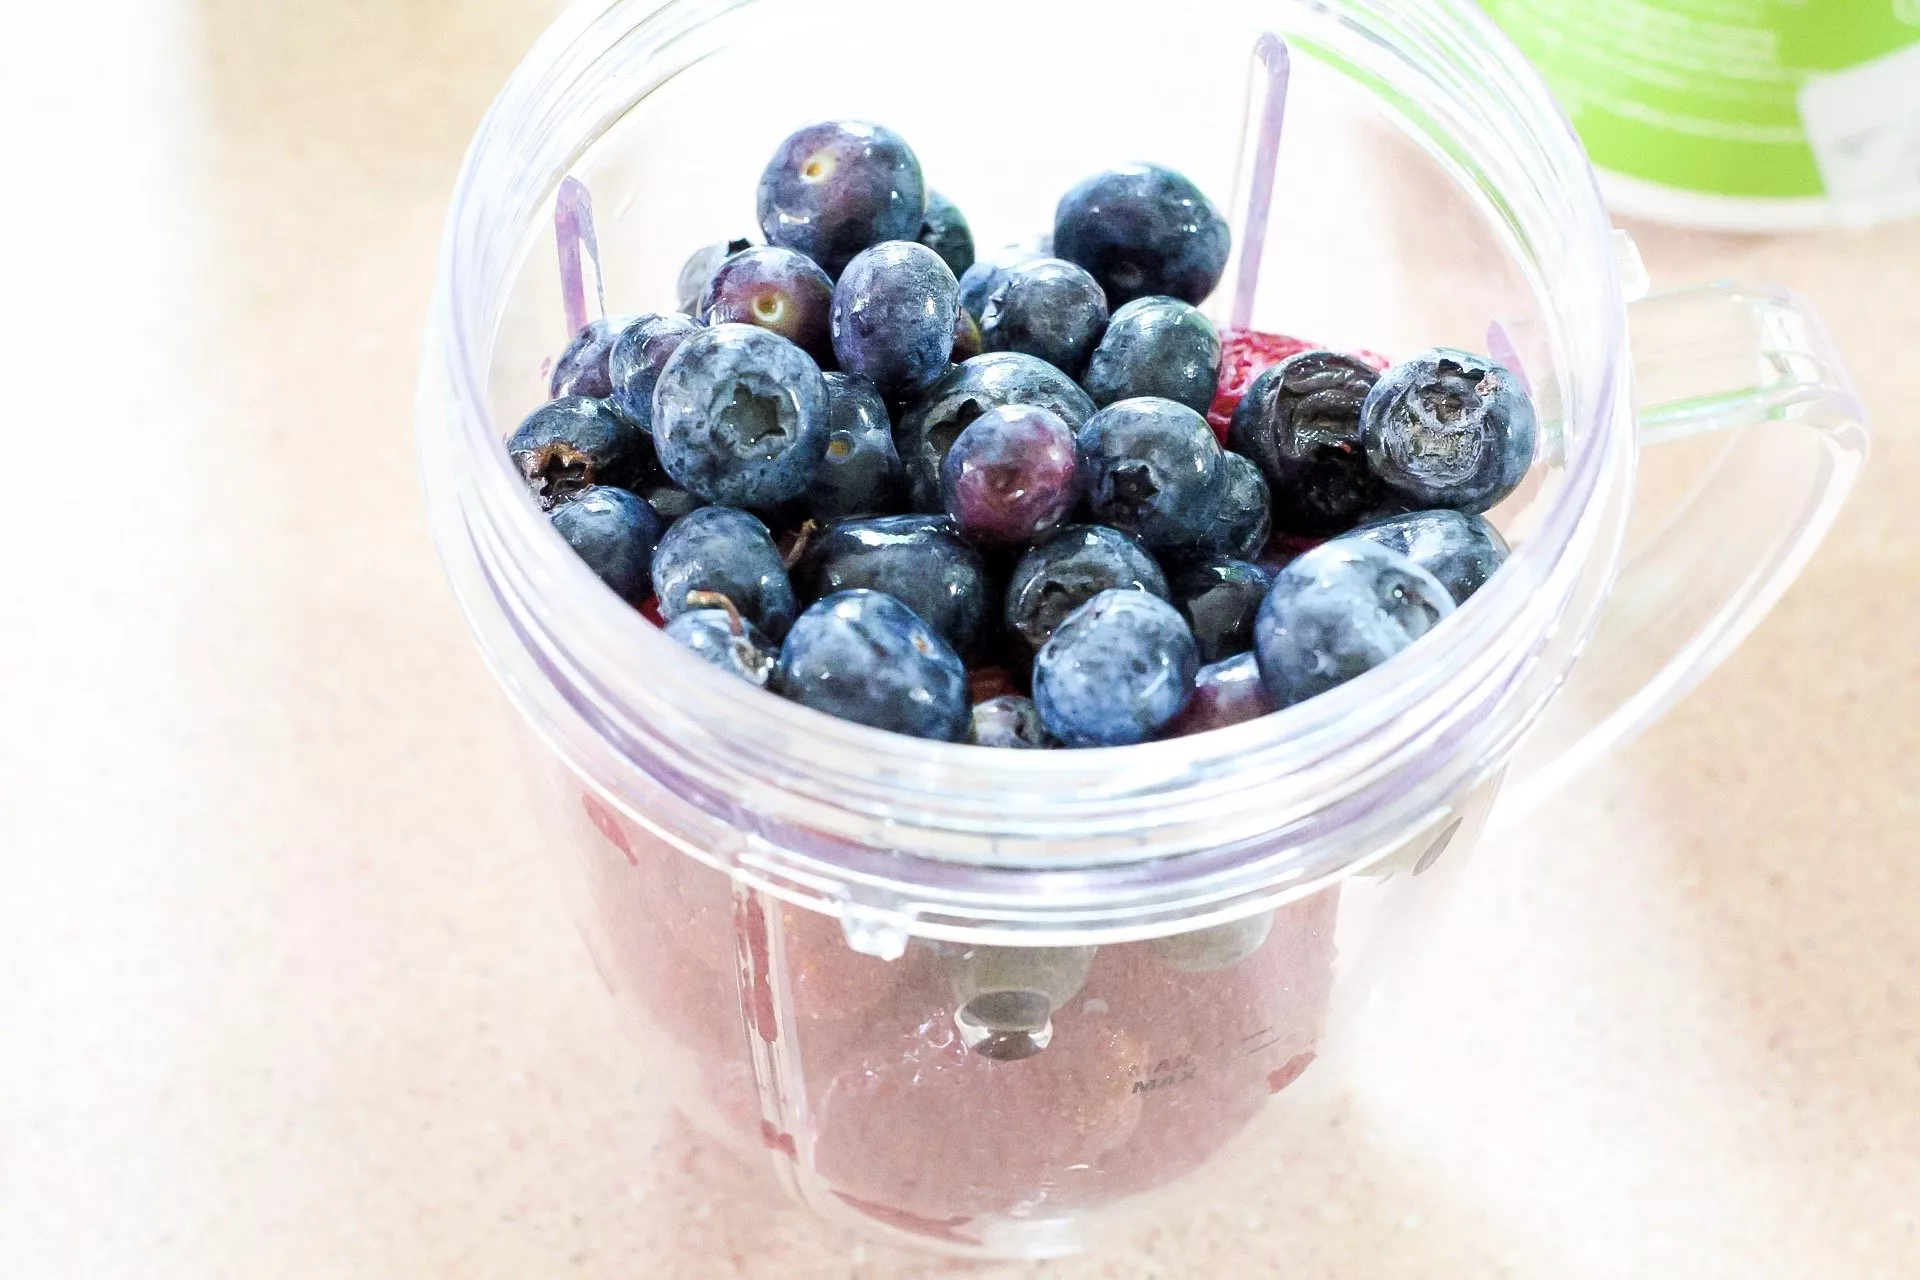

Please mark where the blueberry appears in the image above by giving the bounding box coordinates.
[549,485,664,606]
[969,695,1054,749]
[791,514,992,656]
[652,324,830,507]
[1342,508,1510,604]
[1083,296,1222,415]
[608,312,702,432]
[506,395,654,508]
[1360,348,1538,512]
[1077,396,1225,553]
[1003,524,1169,651]
[830,241,959,397]
[635,480,705,527]
[651,505,798,639]
[939,404,1079,547]
[1228,350,1384,535]
[958,245,1045,322]
[1053,165,1230,308]
[698,246,836,365]
[664,595,778,687]
[1161,652,1275,737]
[1253,541,1454,708]
[677,237,753,314]
[549,314,635,399]
[951,307,984,362]
[758,121,927,278]
[777,590,970,741]
[806,373,903,520]
[1192,451,1272,561]
[1169,557,1273,664]
[1032,590,1198,747]
[918,190,976,278]
[978,257,1109,380]
[895,353,1096,512]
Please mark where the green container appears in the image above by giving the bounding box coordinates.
[1481,0,1920,229]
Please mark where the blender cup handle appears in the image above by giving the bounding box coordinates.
[1499,282,1871,815]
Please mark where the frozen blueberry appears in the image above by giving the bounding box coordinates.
[652,324,830,508]
[791,513,992,656]
[758,121,927,278]
[806,373,902,520]
[830,241,960,397]
[896,353,1096,512]
[1004,524,1169,651]
[677,237,753,314]
[507,395,653,508]
[777,590,970,741]
[608,312,702,432]
[1170,557,1272,664]
[918,190,976,278]
[958,245,1046,323]
[1228,350,1384,535]
[549,314,635,399]
[1033,590,1198,747]
[969,695,1054,749]
[664,596,778,687]
[1082,296,1221,416]
[652,505,798,640]
[978,257,1109,380]
[1191,452,1272,561]
[1253,541,1454,708]
[1162,652,1275,737]
[939,404,1079,547]
[1341,508,1509,604]
[550,485,664,606]
[698,246,835,366]
[1053,165,1230,307]
[635,480,704,527]
[1361,348,1538,512]
[1077,397,1225,553]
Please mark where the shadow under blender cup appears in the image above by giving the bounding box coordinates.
[418,0,1868,1257]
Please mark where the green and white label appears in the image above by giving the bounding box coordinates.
[1482,0,1920,206]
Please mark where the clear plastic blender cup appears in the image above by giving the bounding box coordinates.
[416,0,1868,1258]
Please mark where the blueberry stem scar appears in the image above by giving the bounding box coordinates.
[554,175,604,337]
[1230,33,1290,331]
[684,590,746,636]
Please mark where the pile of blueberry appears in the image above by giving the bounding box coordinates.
[508,120,1537,749]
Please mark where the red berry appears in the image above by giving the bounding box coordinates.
[638,595,667,627]
[1208,330,1391,441]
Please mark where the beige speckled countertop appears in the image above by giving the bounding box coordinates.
[2,2,1916,1276]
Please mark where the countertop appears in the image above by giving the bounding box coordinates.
[2,2,1915,1277]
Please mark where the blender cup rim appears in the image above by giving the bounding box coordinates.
[421,0,1631,889]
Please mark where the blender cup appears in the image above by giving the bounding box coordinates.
[417,0,1868,1258]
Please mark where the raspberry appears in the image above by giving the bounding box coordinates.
[1207,329,1390,441]
[1208,329,1318,440]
